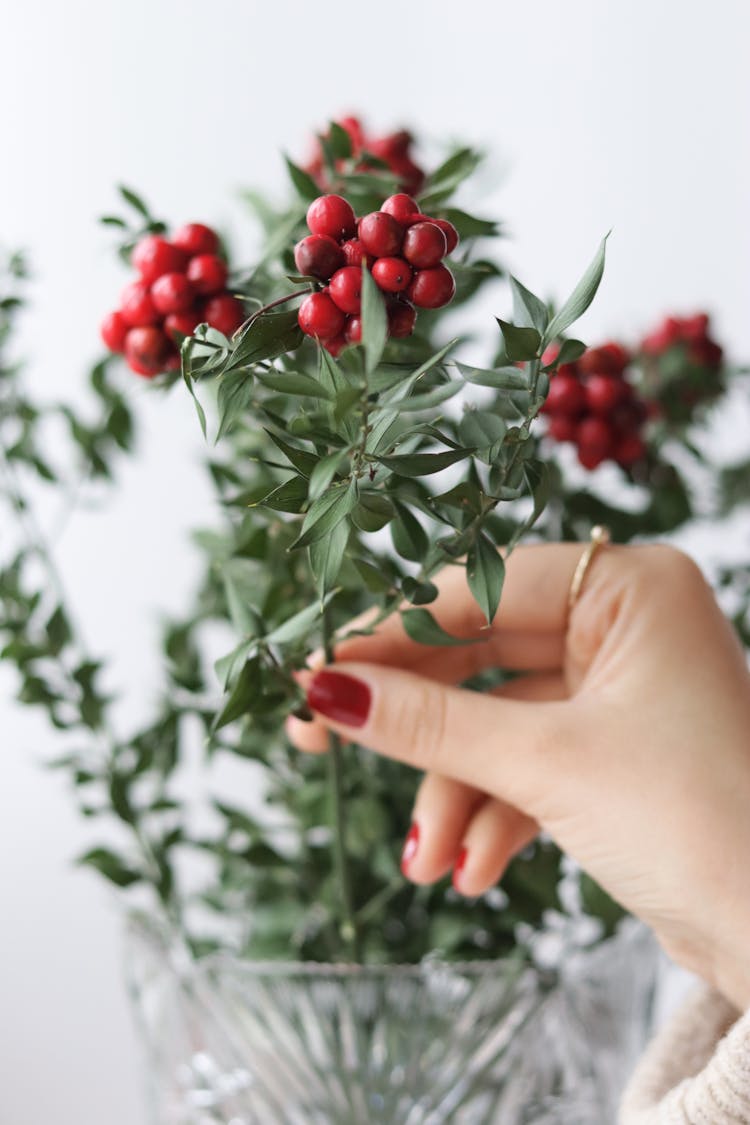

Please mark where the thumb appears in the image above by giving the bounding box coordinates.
[303,663,571,812]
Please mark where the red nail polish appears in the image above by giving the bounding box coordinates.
[306,669,371,728]
[452,846,468,890]
[401,822,420,874]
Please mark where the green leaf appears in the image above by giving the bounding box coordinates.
[46,606,71,655]
[420,147,483,207]
[401,577,439,605]
[229,308,303,367]
[263,429,318,477]
[254,476,309,513]
[430,480,483,516]
[352,557,394,593]
[496,320,541,362]
[544,234,609,344]
[360,267,388,375]
[78,847,141,888]
[350,492,395,532]
[390,500,429,562]
[509,276,549,335]
[459,411,506,459]
[377,376,461,416]
[308,449,348,501]
[215,640,256,690]
[309,519,349,596]
[213,657,263,730]
[400,608,483,647]
[109,773,135,824]
[255,369,332,399]
[266,591,337,645]
[439,207,500,240]
[376,447,469,476]
[455,361,529,391]
[466,533,505,624]
[291,478,356,549]
[327,121,353,160]
[216,369,254,441]
[182,366,207,440]
[554,338,587,366]
[118,184,152,220]
[284,156,321,202]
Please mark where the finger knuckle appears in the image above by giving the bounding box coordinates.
[391,678,448,773]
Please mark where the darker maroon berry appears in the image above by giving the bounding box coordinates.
[547,415,578,443]
[306,194,357,240]
[100,310,129,353]
[681,313,710,344]
[186,254,228,296]
[172,223,220,256]
[329,267,363,314]
[402,221,448,269]
[323,334,347,357]
[584,374,631,415]
[120,281,159,326]
[381,193,420,225]
[344,316,362,344]
[406,264,455,309]
[124,326,170,377]
[688,339,723,369]
[165,311,200,341]
[429,218,459,254]
[387,300,417,338]
[151,272,196,315]
[614,432,647,467]
[358,212,403,258]
[544,373,586,415]
[371,257,412,293]
[341,238,373,268]
[576,416,616,465]
[294,235,346,280]
[298,291,346,339]
[131,235,187,284]
[203,294,244,336]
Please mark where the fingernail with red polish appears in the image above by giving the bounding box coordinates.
[306,669,371,728]
[452,846,468,891]
[401,822,420,874]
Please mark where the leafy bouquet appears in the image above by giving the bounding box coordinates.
[1,117,746,970]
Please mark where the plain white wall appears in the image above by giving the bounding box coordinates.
[2,1,750,1122]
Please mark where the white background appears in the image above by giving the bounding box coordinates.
[2,2,750,1122]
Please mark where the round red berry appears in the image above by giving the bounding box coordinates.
[584,373,631,415]
[100,310,129,353]
[387,300,417,338]
[544,373,586,415]
[358,212,403,258]
[131,235,187,285]
[341,238,374,268]
[382,194,420,225]
[203,294,244,336]
[151,272,196,315]
[402,221,448,269]
[323,334,348,357]
[171,223,220,256]
[681,313,710,343]
[294,235,346,280]
[329,267,363,314]
[614,432,647,467]
[120,281,159,327]
[579,343,630,377]
[406,264,455,309]
[428,218,459,254]
[298,291,347,339]
[547,415,579,443]
[345,316,362,344]
[371,257,412,293]
[306,194,357,241]
[576,416,616,465]
[186,254,228,296]
[124,326,170,377]
[165,311,200,341]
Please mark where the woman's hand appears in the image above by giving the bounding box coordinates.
[287,543,750,1011]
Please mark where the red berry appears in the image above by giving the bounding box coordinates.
[369,129,413,160]
[371,257,412,293]
[124,326,170,377]
[323,334,347,357]
[387,300,417,338]
[293,235,346,280]
[131,235,187,285]
[576,416,616,464]
[164,351,182,372]
[171,223,220,256]
[203,294,244,336]
[120,281,159,327]
[382,194,420,225]
[298,291,346,339]
[688,339,723,369]
[341,238,374,268]
[344,316,362,344]
[358,212,403,258]
[165,311,200,341]
[406,264,455,309]
[186,254,228,296]
[610,399,648,432]
[100,310,129,353]
[151,272,196,315]
[577,445,606,470]
[614,432,647,467]
[428,218,459,254]
[547,415,579,443]
[578,343,630,377]
[584,374,631,415]
[390,156,425,195]
[338,116,365,152]
[641,317,682,355]
[329,266,364,314]
[681,313,710,343]
[544,373,586,415]
[402,221,448,269]
[306,194,356,240]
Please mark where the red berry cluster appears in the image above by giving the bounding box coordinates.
[542,342,648,470]
[295,193,459,355]
[99,224,244,377]
[641,312,723,370]
[305,116,424,196]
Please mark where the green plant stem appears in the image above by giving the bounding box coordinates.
[321,602,361,962]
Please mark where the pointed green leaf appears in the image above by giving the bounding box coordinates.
[509,276,549,335]
[376,447,469,476]
[350,492,395,532]
[361,267,388,375]
[309,519,349,596]
[291,478,356,549]
[263,429,318,477]
[78,847,141,888]
[496,319,541,362]
[213,657,263,730]
[456,361,529,390]
[400,608,484,647]
[255,369,333,399]
[266,591,337,645]
[228,308,303,367]
[401,577,439,605]
[216,369,254,441]
[544,234,609,344]
[254,476,309,513]
[466,533,506,624]
[308,449,348,501]
[390,500,429,562]
[284,156,321,202]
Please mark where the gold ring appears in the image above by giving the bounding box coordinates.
[567,525,611,615]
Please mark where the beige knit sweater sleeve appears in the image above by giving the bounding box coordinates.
[619,985,750,1123]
